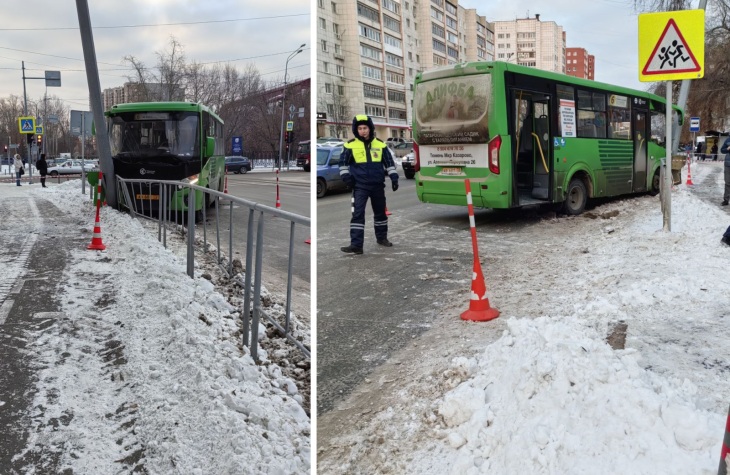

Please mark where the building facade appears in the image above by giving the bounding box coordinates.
[491,14,565,74]
[316,0,495,141]
[566,47,595,80]
[102,83,185,111]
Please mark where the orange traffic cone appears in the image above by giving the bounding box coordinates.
[461,179,499,322]
[305,237,311,244]
[686,158,694,185]
[719,404,730,475]
[87,204,106,251]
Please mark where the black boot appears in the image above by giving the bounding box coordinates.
[341,245,363,254]
[377,238,393,247]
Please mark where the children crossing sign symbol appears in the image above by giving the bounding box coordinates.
[639,9,704,82]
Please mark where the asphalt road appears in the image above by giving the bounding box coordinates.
[316,177,547,414]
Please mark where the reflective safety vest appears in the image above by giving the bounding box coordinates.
[344,138,387,163]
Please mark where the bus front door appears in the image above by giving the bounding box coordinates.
[512,90,552,206]
[632,109,649,192]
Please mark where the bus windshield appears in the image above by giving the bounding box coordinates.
[414,74,491,145]
[109,111,200,160]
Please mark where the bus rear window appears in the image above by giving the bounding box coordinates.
[414,74,491,145]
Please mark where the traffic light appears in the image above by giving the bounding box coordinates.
[287,131,295,143]
[284,131,289,143]
[37,135,42,146]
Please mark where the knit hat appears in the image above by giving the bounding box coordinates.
[351,114,374,141]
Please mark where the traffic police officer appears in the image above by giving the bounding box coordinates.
[339,114,399,254]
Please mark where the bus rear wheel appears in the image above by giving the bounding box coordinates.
[563,178,587,215]
[649,170,660,196]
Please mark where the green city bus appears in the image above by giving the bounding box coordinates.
[105,102,226,215]
[412,61,684,215]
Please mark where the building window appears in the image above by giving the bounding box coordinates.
[446,16,457,30]
[430,7,443,21]
[383,15,401,33]
[383,0,400,14]
[432,39,446,53]
[388,89,405,102]
[319,0,324,7]
[364,84,385,99]
[362,65,383,80]
[338,85,344,95]
[336,65,344,76]
[321,40,328,52]
[447,32,458,44]
[386,71,404,84]
[447,46,458,58]
[432,22,445,38]
[365,104,386,117]
[431,0,444,6]
[333,23,339,34]
[389,108,407,120]
[384,34,402,49]
[325,83,332,94]
[385,52,403,67]
[331,1,337,12]
[361,43,382,60]
[319,17,326,30]
[360,23,381,42]
[357,2,380,22]
[323,61,329,73]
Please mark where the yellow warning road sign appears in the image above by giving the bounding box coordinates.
[639,9,704,82]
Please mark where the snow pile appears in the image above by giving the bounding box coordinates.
[20,181,310,474]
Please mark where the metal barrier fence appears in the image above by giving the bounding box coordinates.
[115,176,310,361]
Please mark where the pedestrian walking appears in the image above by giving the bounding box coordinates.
[695,141,703,161]
[720,136,730,206]
[13,154,23,186]
[339,114,399,255]
[36,153,48,188]
[711,143,718,161]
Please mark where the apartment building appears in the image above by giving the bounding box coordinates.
[566,47,595,80]
[492,14,566,74]
[102,83,185,110]
[316,0,495,141]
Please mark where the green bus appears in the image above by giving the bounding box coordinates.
[411,61,684,215]
[105,102,226,215]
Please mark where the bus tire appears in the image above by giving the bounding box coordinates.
[563,178,587,215]
[649,170,660,196]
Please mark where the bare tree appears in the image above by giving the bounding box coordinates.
[318,81,352,139]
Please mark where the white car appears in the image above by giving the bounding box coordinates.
[47,159,98,176]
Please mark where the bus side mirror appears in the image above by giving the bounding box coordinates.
[204,137,215,158]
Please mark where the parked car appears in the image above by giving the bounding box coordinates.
[47,159,98,176]
[388,140,414,158]
[224,156,252,174]
[317,146,348,198]
[386,137,407,146]
[296,140,311,171]
[402,152,416,179]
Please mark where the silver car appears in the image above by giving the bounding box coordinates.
[47,159,98,176]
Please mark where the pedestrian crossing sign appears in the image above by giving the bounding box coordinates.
[18,116,35,134]
[639,9,704,82]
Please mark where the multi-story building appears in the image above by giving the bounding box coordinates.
[566,47,595,80]
[316,0,496,141]
[492,14,565,74]
[102,83,185,110]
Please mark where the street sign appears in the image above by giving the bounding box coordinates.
[70,110,94,137]
[18,116,35,134]
[36,126,43,135]
[639,9,705,82]
[45,70,61,87]
[286,121,294,131]
[689,117,700,132]
[232,136,243,155]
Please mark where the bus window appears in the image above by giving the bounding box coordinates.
[608,95,631,140]
[577,90,607,138]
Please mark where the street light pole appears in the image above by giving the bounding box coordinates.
[277,44,305,170]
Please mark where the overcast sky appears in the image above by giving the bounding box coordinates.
[0,0,310,114]
[461,0,653,91]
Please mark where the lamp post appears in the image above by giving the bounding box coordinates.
[277,43,305,170]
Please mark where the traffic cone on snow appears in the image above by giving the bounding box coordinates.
[719,404,730,475]
[686,157,694,185]
[87,201,106,251]
[275,169,281,209]
[461,179,499,322]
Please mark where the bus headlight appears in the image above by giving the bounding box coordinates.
[178,174,199,189]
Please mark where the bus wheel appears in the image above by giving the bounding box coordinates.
[563,178,587,215]
[649,171,660,196]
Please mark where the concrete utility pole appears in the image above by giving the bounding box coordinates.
[76,0,117,208]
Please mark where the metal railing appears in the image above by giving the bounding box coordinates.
[115,176,310,361]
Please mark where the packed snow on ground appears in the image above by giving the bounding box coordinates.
[318,161,730,474]
[17,182,310,474]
